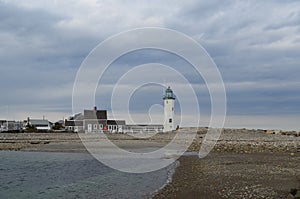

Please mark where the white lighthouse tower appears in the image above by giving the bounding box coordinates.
[163,86,175,132]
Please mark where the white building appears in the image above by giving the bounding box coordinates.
[0,120,7,132]
[0,120,24,132]
[163,86,176,132]
[26,117,51,131]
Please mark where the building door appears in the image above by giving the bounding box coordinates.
[88,124,92,132]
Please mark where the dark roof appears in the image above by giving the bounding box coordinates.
[65,120,83,126]
[56,120,64,124]
[107,120,126,125]
[84,110,107,120]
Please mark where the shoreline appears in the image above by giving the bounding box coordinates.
[2,149,299,198]
[149,160,180,199]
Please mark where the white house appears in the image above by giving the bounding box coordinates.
[64,107,126,133]
[26,117,51,131]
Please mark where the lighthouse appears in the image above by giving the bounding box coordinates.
[163,86,175,132]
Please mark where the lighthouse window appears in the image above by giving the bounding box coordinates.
[169,119,172,123]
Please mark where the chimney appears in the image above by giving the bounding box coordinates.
[94,106,97,111]
[27,117,30,124]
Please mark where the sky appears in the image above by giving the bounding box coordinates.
[0,0,300,130]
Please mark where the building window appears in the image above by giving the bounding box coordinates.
[94,124,97,130]
[172,107,174,111]
[108,125,112,130]
[99,124,103,129]
[169,118,172,123]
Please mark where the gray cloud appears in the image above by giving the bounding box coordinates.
[0,0,299,129]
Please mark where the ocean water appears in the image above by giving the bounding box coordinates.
[0,151,176,199]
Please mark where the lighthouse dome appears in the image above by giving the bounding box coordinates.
[163,86,175,100]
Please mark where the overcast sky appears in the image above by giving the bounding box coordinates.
[0,0,300,130]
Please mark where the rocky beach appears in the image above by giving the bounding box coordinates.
[0,128,299,198]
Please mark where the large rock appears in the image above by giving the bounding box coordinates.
[290,188,298,196]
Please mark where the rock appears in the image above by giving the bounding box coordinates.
[30,141,41,145]
[290,188,298,196]
[291,153,295,156]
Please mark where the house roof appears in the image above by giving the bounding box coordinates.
[55,120,64,124]
[84,110,107,120]
[65,120,83,126]
[30,119,49,126]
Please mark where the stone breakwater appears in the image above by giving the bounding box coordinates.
[188,128,300,154]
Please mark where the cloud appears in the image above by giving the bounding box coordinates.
[0,0,300,129]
